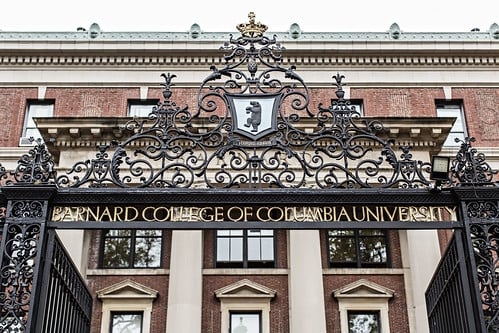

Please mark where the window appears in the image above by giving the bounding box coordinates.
[110,312,143,333]
[215,279,275,333]
[101,230,162,268]
[327,230,388,268]
[21,100,54,145]
[436,101,467,146]
[349,99,364,116]
[216,229,274,268]
[230,312,261,333]
[334,279,393,333]
[331,99,363,116]
[348,311,380,333]
[128,99,159,117]
[98,280,157,333]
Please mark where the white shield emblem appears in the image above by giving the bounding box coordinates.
[227,94,280,140]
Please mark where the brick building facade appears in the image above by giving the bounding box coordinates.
[0,14,498,333]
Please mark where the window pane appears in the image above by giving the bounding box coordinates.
[328,230,388,268]
[230,313,261,333]
[134,234,162,268]
[217,229,274,267]
[136,230,162,237]
[230,238,243,261]
[217,238,230,261]
[436,104,465,146]
[247,238,261,260]
[103,235,131,268]
[260,238,274,261]
[128,100,158,117]
[108,229,132,237]
[348,312,380,333]
[359,236,387,264]
[328,231,356,263]
[111,313,142,333]
[24,102,54,140]
[102,230,162,268]
[229,230,244,236]
[359,229,387,264]
[217,230,244,263]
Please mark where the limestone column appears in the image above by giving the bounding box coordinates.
[288,230,327,333]
[166,230,203,333]
[400,230,442,333]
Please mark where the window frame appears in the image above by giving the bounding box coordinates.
[100,229,163,269]
[229,311,262,333]
[109,311,143,333]
[327,229,390,268]
[215,229,275,268]
[334,279,393,333]
[215,280,275,333]
[347,310,381,333]
[436,100,467,146]
[21,99,55,145]
[127,99,160,117]
[97,280,158,333]
[331,98,364,116]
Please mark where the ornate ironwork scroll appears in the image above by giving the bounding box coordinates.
[53,15,434,190]
[464,198,499,331]
[451,137,498,186]
[0,221,41,331]
[12,138,56,185]
[0,195,51,332]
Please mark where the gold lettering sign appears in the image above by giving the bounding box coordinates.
[51,205,458,223]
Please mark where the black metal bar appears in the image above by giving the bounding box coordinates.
[426,231,479,333]
[37,233,92,333]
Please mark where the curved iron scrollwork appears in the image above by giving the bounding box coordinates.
[9,201,44,219]
[54,47,434,189]
[469,221,499,331]
[12,138,55,185]
[465,199,499,330]
[0,222,41,332]
[0,13,488,190]
[451,137,498,186]
[53,68,434,189]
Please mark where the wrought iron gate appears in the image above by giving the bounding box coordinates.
[0,187,92,333]
[36,231,92,333]
[426,230,482,332]
[0,12,497,333]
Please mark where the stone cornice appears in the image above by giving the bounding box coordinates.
[0,53,498,68]
[0,29,498,69]
[35,116,455,159]
[0,30,498,42]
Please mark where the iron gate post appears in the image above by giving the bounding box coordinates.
[455,187,499,332]
[0,185,57,333]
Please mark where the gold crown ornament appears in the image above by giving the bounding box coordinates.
[236,12,268,37]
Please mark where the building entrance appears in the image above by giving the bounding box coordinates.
[0,13,497,333]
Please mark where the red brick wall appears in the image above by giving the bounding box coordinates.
[45,88,140,117]
[351,88,445,117]
[0,88,38,146]
[309,87,446,117]
[0,86,496,147]
[452,88,499,146]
